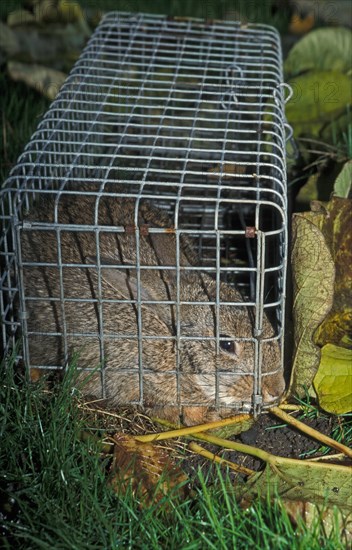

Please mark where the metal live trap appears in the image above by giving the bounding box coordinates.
[0,12,292,417]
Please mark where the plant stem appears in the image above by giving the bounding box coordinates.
[270,406,352,459]
[188,442,255,476]
[134,414,252,443]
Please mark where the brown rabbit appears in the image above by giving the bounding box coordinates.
[20,183,285,425]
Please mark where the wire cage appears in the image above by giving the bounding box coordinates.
[1,12,292,420]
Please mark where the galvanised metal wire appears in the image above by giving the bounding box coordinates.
[0,12,292,415]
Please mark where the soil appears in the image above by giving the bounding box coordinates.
[80,402,351,482]
[184,412,347,476]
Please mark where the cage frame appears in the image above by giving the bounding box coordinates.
[0,11,292,416]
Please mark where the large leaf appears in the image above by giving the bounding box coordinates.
[295,172,319,208]
[289,197,352,401]
[285,27,352,77]
[244,459,352,511]
[286,71,352,137]
[241,459,352,542]
[7,9,35,26]
[313,198,352,347]
[313,344,352,414]
[8,61,66,100]
[321,110,352,143]
[2,21,88,70]
[333,161,352,199]
[288,214,335,398]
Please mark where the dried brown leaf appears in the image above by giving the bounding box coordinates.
[108,433,189,507]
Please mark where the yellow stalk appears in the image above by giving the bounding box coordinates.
[134,414,252,443]
[270,406,352,459]
[188,442,255,475]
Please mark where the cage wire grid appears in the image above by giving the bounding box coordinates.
[0,12,292,415]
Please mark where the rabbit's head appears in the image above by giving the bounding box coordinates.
[179,274,283,402]
[95,261,285,425]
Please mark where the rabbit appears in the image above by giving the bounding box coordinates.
[20,183,285,425]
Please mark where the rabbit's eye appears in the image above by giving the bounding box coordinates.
[219,335,238,355]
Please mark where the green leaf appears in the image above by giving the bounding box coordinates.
[241,458,352,540]
[321,110,352,143]
[288,214,335,398]
[7,9,35,27]
[285,27,352,77]
[295,172,319,208]
[8,61,67,100]
[334,161,352,198]
[286,71,352,137]
[314,344,352,414]
[245,459,352,512]
[211,416,255,438]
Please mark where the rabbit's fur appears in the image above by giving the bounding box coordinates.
[21,184,285,424]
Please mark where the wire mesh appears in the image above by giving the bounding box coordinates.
[0,12,290,418]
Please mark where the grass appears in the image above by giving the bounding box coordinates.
[0,357,346,550]
[0,72,50,182]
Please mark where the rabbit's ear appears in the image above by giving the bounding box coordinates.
[87,255,175,329]
[148,232,195,274]
[86,256,157,302]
